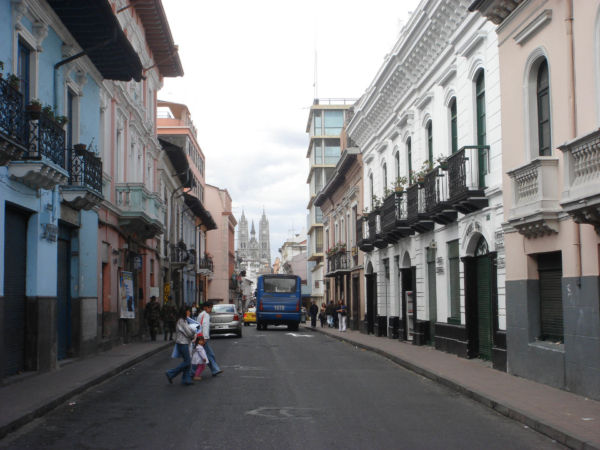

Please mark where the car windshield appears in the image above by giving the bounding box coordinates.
[213,305,235,313]
[263,277,297,293]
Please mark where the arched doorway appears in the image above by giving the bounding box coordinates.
[365,261,376,335]
[399,252,415,342]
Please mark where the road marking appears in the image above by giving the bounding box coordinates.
[286,333,313,337]
[241,376,268,379]
[220,365,266,371]
[245,407,319,419]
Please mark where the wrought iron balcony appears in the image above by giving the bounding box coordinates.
[0,77,27,165]
[369,212,388,249]
[325,251,351,276]
[447,146,489,214]
[60,148,103,211]
[8,112,68,190]
[559,130,600,234]
[115,183,165,240]
[423,167,457,225]
[506,157,560,238]
[381,193,414,244]
[406,184,435,234]
[170,244,191,266]
[197,256,214,275]
[356,217,374,252]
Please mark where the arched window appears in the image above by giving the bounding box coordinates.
[476,70,487,187]
[382,163,387,192]
[537,60,551,156]
[407,138,413,183]
[427,122,433,167]
[395,151,400,178]
[450,98,458,154]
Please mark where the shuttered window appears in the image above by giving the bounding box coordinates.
[538,252,563,342]
[427,247,437,343]
[448,240,461,324]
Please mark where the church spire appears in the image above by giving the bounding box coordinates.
[251,220,256,235]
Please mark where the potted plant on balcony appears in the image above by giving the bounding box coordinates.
[372,195,382,214]
[7,74,20,90]
[383,187,395,198]
[362,207,369,221]
[74,143,87,155]
[393,176,408,193]
[337,241,347,253]
[435,154,449,170]
[41,105,56,121]
[55,115,70,128]
[26,99,43,119]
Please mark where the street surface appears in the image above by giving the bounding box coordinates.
[0,326,565,450]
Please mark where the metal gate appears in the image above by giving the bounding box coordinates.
[538,252,563,341]
[3,207,28,376]
[476,256,493,361]
[57,226,71,360]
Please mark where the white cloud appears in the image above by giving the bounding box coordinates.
[161,0,421,262]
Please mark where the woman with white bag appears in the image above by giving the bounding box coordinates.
[165,305,196,386]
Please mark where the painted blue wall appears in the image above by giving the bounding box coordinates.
[79,75,100,148]
[0,1,13,71]
[38,26,64,109]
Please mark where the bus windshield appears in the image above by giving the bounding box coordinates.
[263,276,297,294]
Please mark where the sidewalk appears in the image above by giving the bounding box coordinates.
[0,339,171,440]
[304,325,600,450]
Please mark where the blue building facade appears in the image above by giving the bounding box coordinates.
[0,0,144,382]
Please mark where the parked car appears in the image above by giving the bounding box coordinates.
[210,304,242,338]
[244,307,256,326]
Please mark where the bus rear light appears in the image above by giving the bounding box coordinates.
[259,302,263,311]
[295,302,299,312]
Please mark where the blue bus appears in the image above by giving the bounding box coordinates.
[256,274,302,331]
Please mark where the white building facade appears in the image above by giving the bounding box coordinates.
[349,0,507,371]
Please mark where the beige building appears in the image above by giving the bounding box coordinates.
[470,0,600,400]
[315,125,365,331]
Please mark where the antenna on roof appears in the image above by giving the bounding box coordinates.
[313,22,318,100]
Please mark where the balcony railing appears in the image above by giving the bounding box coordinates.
[115,183,165,240]
[381,193,413,244]
[423,167,457,225]
[198,256,214,273]
[0,77,26,145]
[447,146,489,214]
[406,184,435,234]
[67,148,102,192]
[25,112,66,168]
[559,129,600,233]
[507,157,560,238]
[326,251,351,275]
[356,216,373,252]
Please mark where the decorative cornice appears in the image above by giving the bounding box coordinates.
[437,64,457,87]
[513,10,552,46]
[457,30,487,57]
[414,91,434,110]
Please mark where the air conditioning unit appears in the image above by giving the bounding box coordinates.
[430,241,437,249]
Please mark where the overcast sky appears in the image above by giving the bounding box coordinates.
[161,0,421,263]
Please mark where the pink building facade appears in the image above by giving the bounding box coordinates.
[471,0,600,400]
[205,184,236,304]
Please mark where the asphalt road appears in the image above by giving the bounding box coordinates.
[0,325,565,450]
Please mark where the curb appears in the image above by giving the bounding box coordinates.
[0,341,172,441]
[305,326,600,450]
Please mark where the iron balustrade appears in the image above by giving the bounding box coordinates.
[407,184,420,222]
[170,244,191,264]
[356,217,363,244]
[396,194,408,221]
[188,251,197,265]
[368,214,376,240]
[447,146,489,201]
[67,148,102,193]
[327,251,350,274]
[198,256,214,272]
[0,77,26,143]
[25,112,66,167]
[423,168,440,213]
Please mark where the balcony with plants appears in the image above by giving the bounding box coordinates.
[115,182,165,240]
[198,252,214,275]
[559,130,600,234]
[61,143,104,211]
[367,196,388,249]
[506,156,560,238]
[0,69,28,165]
[7,99,71,191]
[406,163,435,234]
[422,156,457,225]
[446,146,489,214]
[381,177,415,244]
[325,242,351,276]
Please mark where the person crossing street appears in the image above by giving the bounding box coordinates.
[197,302,223,377]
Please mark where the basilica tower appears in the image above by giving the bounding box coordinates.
[238,209,249,259]
[259,207,271,266]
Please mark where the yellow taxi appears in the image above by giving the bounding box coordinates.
[243,307,256,326]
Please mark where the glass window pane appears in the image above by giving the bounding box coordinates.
[324,167,335,182]
[315,207,323,223]
[314,111,322,135]
[324,139,340,164]
[324,110,344,135]
[314,140,322,164]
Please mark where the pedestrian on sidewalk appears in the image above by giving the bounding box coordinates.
[198,301,224,377]
[190,334,208,381]
[165,305,196,386]
[333,301,340,329]
[309,300,319,327]
[144,295,161,341]
[337,300,347,332]
[326,301,335,328]
[161,296,178,341]
[191,303,198,320]
[319,302,327,327]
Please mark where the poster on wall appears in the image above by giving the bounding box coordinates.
[119,271,135,319]
[150,286,159,298]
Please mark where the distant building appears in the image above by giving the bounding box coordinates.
[237,209,272,285]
